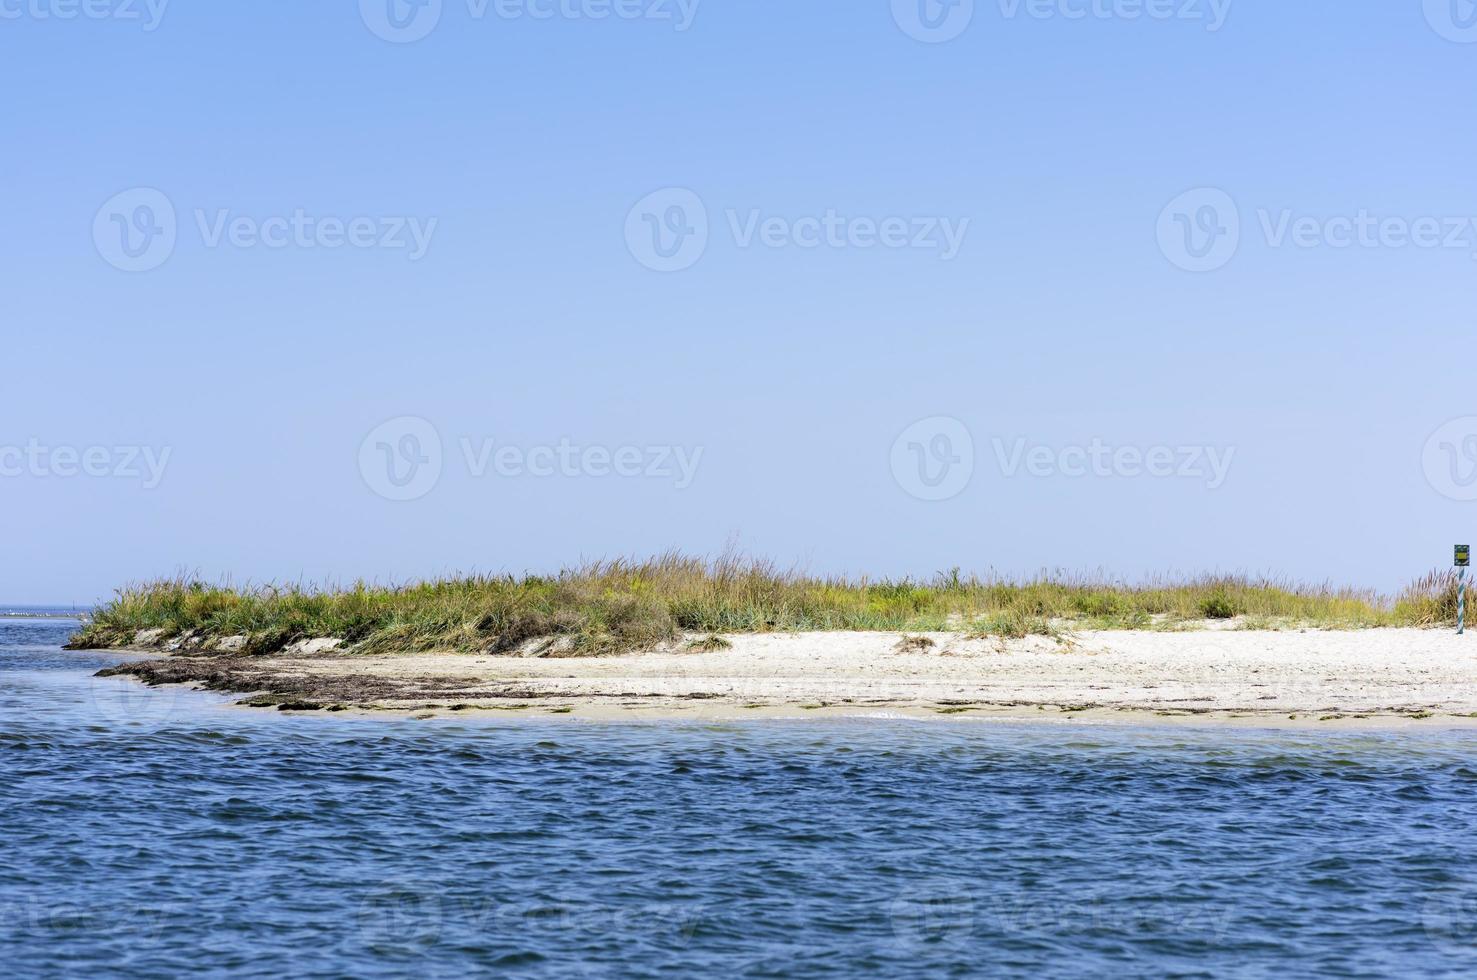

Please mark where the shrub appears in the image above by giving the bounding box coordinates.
[1199,593,1238,620]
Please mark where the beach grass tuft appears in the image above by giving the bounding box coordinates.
[67,552,1477,657]
[1198,591,1238,620]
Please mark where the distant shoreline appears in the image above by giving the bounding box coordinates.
[92,626,1477,727]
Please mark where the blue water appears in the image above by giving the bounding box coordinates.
[7,618,1477,977]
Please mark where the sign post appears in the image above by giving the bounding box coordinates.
[1458,545,1471,636]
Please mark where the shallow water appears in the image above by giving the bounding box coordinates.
[6,617,1477,977]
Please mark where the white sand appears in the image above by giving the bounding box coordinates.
[243,627,1477,726]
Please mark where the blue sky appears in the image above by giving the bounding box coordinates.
[3,1,1477,604]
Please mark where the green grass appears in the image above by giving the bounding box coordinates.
[66,553,1477,657]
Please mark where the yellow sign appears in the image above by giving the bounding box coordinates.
[1458,545,1471,568]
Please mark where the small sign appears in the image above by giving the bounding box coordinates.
[1458,545,1471,568]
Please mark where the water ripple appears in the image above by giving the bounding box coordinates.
[8,619,1477,976]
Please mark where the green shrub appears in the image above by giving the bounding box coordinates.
[1199,593,1238,619]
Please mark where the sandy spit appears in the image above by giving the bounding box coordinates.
[93,627,1477,728]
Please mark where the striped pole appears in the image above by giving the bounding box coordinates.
[1461,566,1467,636]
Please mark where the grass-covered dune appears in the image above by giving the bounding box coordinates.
[68,554,1475,657]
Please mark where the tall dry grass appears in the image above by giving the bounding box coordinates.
[67,552,1474,656]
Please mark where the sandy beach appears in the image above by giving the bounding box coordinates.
[94,626,1477,726]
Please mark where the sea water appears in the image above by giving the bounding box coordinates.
[5,616,1477,977]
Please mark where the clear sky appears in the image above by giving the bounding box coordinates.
[3,1,1477,604]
